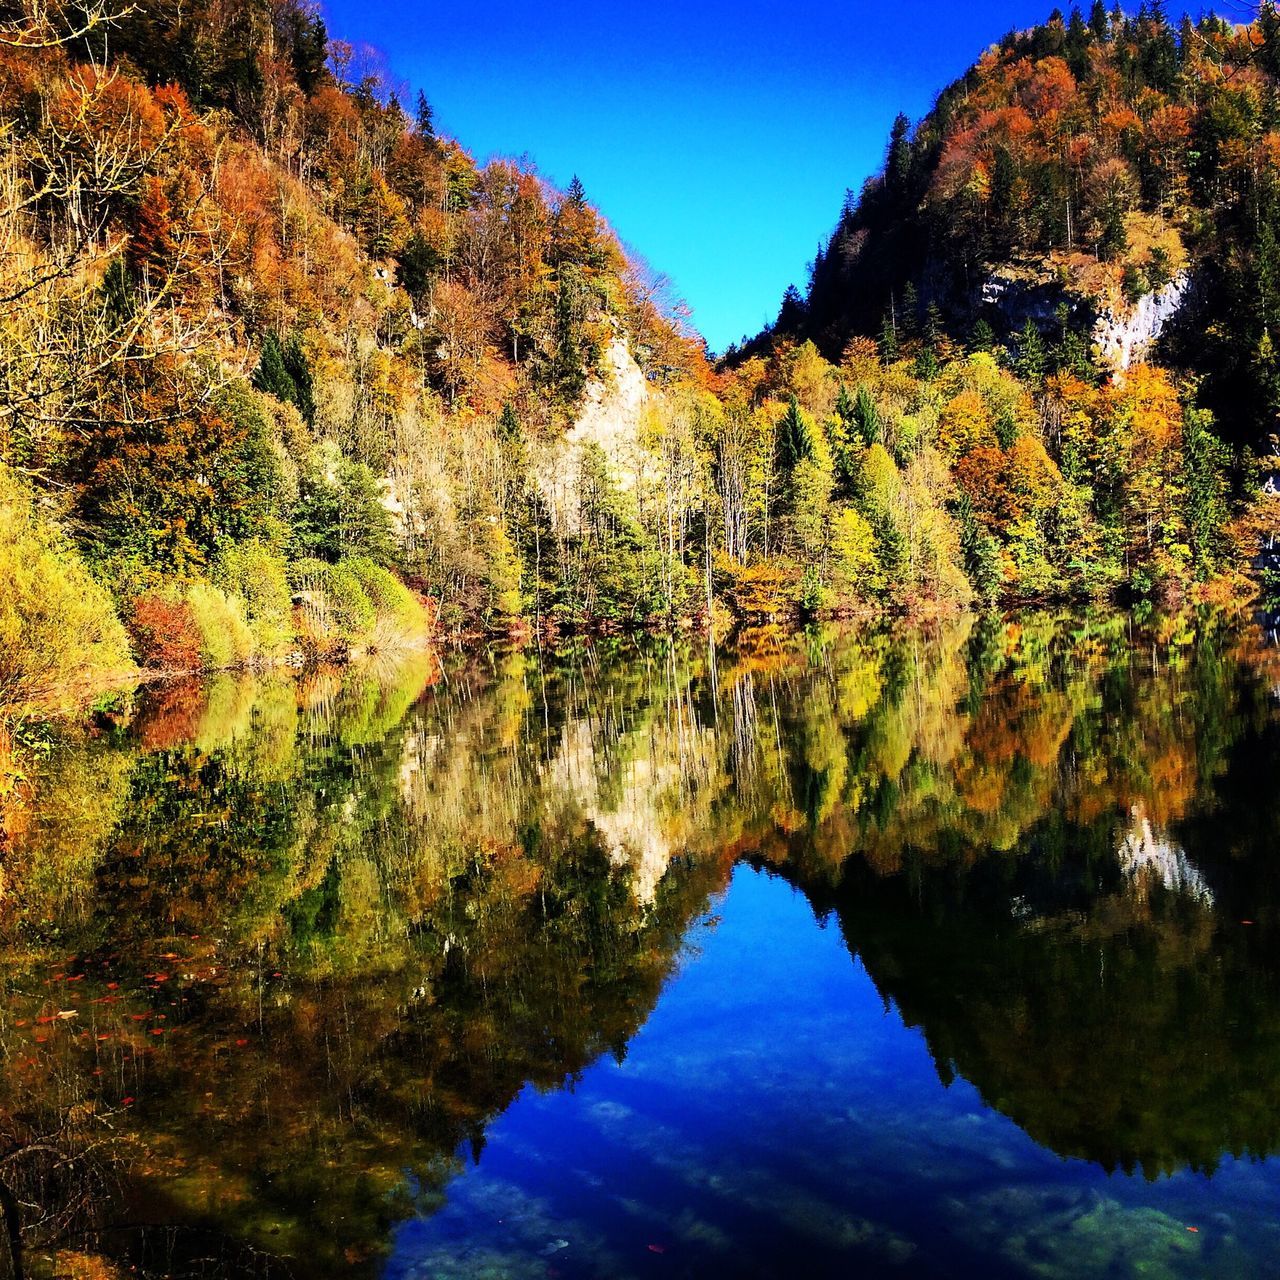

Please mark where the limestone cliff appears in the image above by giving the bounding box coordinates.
[538,336,661,533]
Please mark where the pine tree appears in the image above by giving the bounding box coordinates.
[253,334,297,405]
[777,284,807,333]
[283,338,315,425]
[415,90,435,141]
[834,382,856,430]
[1089,0,1109,38]
[101,257,135,325]
[853,384,881,446]
[901,282,920,339]
[776,396,815,471]
[1066,6,1090,76]
[498,401,522,442]
[958,494,1002,603]
[970,318,996,352]
[1182,407,1229,576]
[886,113,912,197]
[1259,0,1280,77]
[879,310,900,362]
[565,174,587,209]
[1015,320,1048,384]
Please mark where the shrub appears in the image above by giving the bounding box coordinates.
[185,580,255,670]
[290,558,375,653]
[214,540,294,658]
[0,465,132,712]
[347,557,431,648]
[127,594,203,670]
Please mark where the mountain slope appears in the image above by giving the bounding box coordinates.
[752,4,1280,447]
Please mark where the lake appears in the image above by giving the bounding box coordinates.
[4,609,1280,1279]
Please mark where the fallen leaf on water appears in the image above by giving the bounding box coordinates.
[1187,1226,1199,1233]
[647,1244,666,1254]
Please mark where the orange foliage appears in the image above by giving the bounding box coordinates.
[127,596,202,671]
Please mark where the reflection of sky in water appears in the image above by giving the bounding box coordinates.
[386,866,1280,1280]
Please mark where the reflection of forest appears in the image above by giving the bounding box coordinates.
[1,610,1279,1276]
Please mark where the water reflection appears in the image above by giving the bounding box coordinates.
[1,610,1278,1277]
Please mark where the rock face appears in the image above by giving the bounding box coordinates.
[979,268,1089,333]
[977,265,1193,374]
[1092,272,1192,373]
[538,336,658,533]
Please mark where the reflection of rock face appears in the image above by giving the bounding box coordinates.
[1116,805,1213,905]
[545,716,715,904]
[538,337,657,534]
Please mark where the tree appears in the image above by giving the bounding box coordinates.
[415,89,435,141]
[886,113,912,197]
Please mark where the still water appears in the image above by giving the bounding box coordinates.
[3,610,1280,1278]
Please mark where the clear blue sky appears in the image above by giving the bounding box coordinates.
[320,0,1060,353]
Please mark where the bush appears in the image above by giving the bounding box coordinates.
[347,557,431,648]
[214,540,294,658]
[290,558,375,653]
[185,580,255,670]
[127,594,203,670]
[0,465,132,712]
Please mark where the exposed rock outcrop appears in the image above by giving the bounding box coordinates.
[1092,272,1192,373]
[538,336,660,534]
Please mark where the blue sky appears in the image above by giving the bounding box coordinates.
[320,0,1060,352]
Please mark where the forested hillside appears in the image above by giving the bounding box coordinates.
[0,0,721,713]
[756,2,1280,446]
[721,2,1280,618]
[0,0,1275,733]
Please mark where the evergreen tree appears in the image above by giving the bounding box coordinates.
[924,301,943,347]
[834,382,857,431]
[498,400,522,443]
[1015,320,1048,384]
[282,337,315,425]
[565,174,587,209]
[1089,0,1109,38]
[854,384,881,446]
[958,494,1002,603]
[1100,197,1127,260]
[777,284,807,333]
[253,333,314,424]
[415,90,436,141]
[1065,6,1090,77]
[970,318,996,352]
[101,257,135,325]
[1182,407,1230,576]
[879,310,900,362]
[253,334,297,405]
[776,396,815,471]
[886,113,912,197]
[1260,2,1280,79]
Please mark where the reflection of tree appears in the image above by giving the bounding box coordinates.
[788,835,1280,1178]
[0,648,729,1275]
[1,609,1279,1272]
